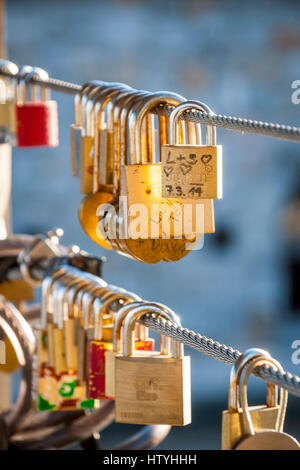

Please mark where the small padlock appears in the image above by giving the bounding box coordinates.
[222,348,300,450]
[105,301,178,399]
[16,67,59,147]
[161,100,222,200]
[115,303,191,425]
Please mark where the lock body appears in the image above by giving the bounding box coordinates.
[161,144,222,199]
[115,353,191,425]
[16,101,59,147]
[221,405,280,450]
[80,135,94,194]
[70,124,83,176]
[87,339,114,400]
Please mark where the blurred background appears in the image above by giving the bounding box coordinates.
[5,0,300,449]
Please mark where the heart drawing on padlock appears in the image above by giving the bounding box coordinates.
[163,166,174,177]
[179,162,192,175]
[201,154,212,165]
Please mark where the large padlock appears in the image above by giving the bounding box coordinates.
[118,92,214,263]
[115,303,191,425]
[16,67,59,147]
[162,100,222,200]
[0,59,19,135]
[96,89,154,259]
[78,83,128,247]
[105,301,178,399]
[221,348,300,450]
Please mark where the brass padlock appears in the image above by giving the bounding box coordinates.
[119,91,211,262]
[115,303,191,425]
[222,348,300,450]
[0,60,18,135]
[161,100,222,200]
[105,301,179,399]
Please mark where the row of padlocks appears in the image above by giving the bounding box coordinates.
[0,59,299,450]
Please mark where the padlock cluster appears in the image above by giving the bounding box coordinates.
[35,265,191,426]
[0,61,59,147]
[71,83,222,263]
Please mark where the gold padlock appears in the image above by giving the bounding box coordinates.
[105,301,178,399]
[161,100,222,200]
[221,348,300,450]
[115,303,191,425]
[119,92,213,262]
[0,60,19,135]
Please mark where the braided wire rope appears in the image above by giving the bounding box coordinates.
[0,68,300,142]
[141,315,300,398]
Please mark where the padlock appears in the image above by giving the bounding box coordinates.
[86,288,141,399]
[234,353,300,450]
[16,67,59,147]
[96,89,154,259]
[115,92,213,263]
[105,301,179,399]
[78,83,128,247]
[161,100,222,200]
[221,348,300,450]
[70,83,94,176]
[0,60,19,135]
[115,303,191,425]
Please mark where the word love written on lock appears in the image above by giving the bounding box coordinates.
[16,67,59,147]
[115,303,191,426]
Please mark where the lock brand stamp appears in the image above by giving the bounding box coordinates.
[134,376,162,401]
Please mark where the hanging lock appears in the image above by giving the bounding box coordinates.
[222,348,300,450]
[0,60,19,135]
[117,92,211,262]
[78,83,129,248]
[105,301,176,399]
[86,288,141,400]
[161,101,222,200]
[115,303,191,425]
[16,67,59,147]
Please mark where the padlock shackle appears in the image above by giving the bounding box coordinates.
[112,89,147,197]
[169,100,216,146]
[122,303,183,358]
[228,347,271,412]
[127,91,186,165]
[239,355,287,436]
[20,67,50,103]
[55,274,84,329]
[41,268,67,330]
[74,81,101,127]
[15,65,33,103]
[82,284,109,333]
[84,81,109,135]
[112,301,143,353]
[121,90,153,166]
[50,272,75,327]
[228,347,282,415]
[0,60,18,103]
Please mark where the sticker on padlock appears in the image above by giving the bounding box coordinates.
[115,303,191,425]
[221,348,300,450]
[16,67,59,147]
[161,101,222,200]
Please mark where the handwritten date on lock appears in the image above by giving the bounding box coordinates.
[161,145,222,199]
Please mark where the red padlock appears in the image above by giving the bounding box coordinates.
[16,67,59,147]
